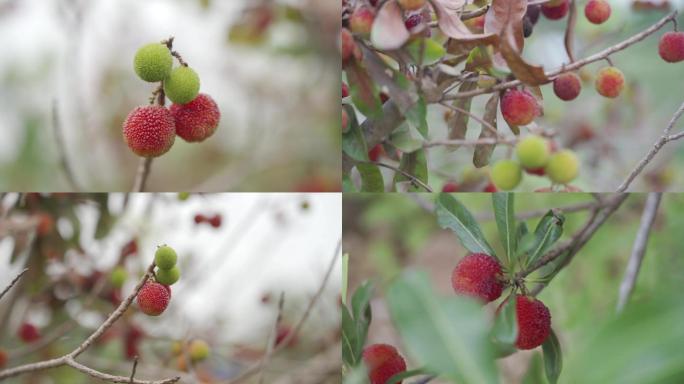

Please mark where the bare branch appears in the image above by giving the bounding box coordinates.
[616,100,684,192]
[0,268,28,302]
[365,161,433,192]
[257,292,285,384]
[129,356,139,383]
[564,0,577,63]
[423,137,516,149]
[616,193,662,313]
[133,157,153,192]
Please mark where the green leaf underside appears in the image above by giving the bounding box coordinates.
[435,193,495,255]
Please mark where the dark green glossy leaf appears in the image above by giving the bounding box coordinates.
[357,163,384,192]
[435,193,495,256]
[526,210,564,268]
[492,193,516,266]
[542,329,562,384]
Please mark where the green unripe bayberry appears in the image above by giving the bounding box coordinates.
[491,160,522,191]
[155,245,177,270]
[546,150,579,184]
[164,66,200,104]
[134,43,173,82]
[156,266,180,285]
[516,135,550,169]
[110,266,127,288]
[189,339,210,362]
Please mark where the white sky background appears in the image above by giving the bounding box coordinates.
[0,192,342,348]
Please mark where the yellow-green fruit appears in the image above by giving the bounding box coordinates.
[171,341,183,356]
[164,66,200,104]
[134,43,173,82]
[110,266,127,288]
[545,150,579,184]
[516,136,550,169]
[155,245,177,270]
[491,160,522,191]
[189,339,210,362]
[156,266,180,285]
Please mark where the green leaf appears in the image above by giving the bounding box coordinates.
[389,123,424,153]
[343,364,370,384]
[342,104,369,162]
[405,96,428,139]
[393,149,428,192]
[435,193,496,256]
[356,163,384,192]
[342,253,349,305]
[386,270,498,384]
[342,172,358,192]
[492,193,516,267]
[542,329,562,384]
[386,368,431,384]
[342,282,374,368]
[406,38,446,65]
[346,61,383,118]
[526,211,564,268]
[342,305,358,367]
[492,295,518,348]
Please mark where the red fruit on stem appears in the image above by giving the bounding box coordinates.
[595,66,625,98]
[541,0,569,20]
[553,72,582,101]
[441,182,459,193]
[194,214,206,224]
[342,82,350,98]
[512,295,551,350]
[0,349,7,368]
[123,105,175,158]
[137,281,171,316]
[483,182,498,192]
[658,31,684,63]
[362,344,407,384]
[525,167,546,176]
[170,93,221,143]
[501,89,540,126]
[350,6,375,37]
[368,144,383,162]
[451,253,504,303]
[18,323,41,343]
[208,214,222,228]
[584,0,611,24]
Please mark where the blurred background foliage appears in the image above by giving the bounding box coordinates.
[0,193,341,383]
[0,0,340,191]
[344,193,684,383]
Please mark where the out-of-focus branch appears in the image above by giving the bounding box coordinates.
[564,0,577,63]
[0,268,28,302]
[616,193,662,313]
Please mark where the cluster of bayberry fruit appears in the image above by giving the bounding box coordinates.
[136,245,181,316]
[124,40,221,158]
[194,213,222,228]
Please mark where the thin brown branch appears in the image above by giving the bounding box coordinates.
[564,0,577,63]
[129,356,139,383]
[133,157,153,192]
[257,292,285,384]
[0,261,180,384]
[422,137,516,149]
[0,268,28,302]
[616,100,684,192]
[367,161,433,192]
[442,11,679,100]
[616,193,662,313]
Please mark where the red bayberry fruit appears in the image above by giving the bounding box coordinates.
[512,295,551,350]
[194,214,206,224]
[553,72,582,101]
[404,13,423,31]
[350,6,375,37]
[483,182,498,192]
[451,253,504,303]
[585,0,611,24]
[500,89,540,126]
[441,182,459,192]
[658,31,684,63]
[208,214,222,228]
[169,93,221,143]
[136,281,170,316]
[368,144,383,162]
[362,343,407,384]
[342,82,350,98]
[18,323,41,343]
[397,0,425,11]
[341,28,360,64]
[595,66,625,98]
[525,167,546,176]
[0,348,7,368]
[541,0,569,20]
[123,105,175,157]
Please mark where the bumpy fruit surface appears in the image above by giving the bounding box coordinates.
[350,6,375,36]
[451,253,504,303]
[553,72,582,101]
[164,66,200,104]
[123,105,175,157]
[516,136,550,169]
[156,266,180,285]
[584,0,611,24]
[170,93,221,142]
[18,323,40,343]
[110,266,128,288]
[500,89,539,126]
[155,245,178,270]
[658,31,684,63]
[362,344,407,384]
[541,0,569,20]
[137,281,171,316]
[134,43,173,82]
[189,339,210,362]
[595,66,624,98]
[397,0,425,11]
[513,295,551,350]
[491,160,522,191]
[545,150,579,184]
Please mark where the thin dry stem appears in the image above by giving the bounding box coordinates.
[0,268,29,302]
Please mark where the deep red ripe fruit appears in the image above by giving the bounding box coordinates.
[483,182,498,193]
[362,344,407,384]
[513,295,551,350]
[194,214,206,224]
[208,214,222,228]
[36,212,54,236]
[658,31,684,63]
[451,253,504,303]
[136,281,170,316]
[441,182,459,192]
[18,323,41,343]
[368,144,383,162]
[541,0,569,20]
[584,0,611,24]
[0,348,7,368]
[404,13,422,31]
[123,105,175,158]
[525,167,546,176]
[170,93,221,143]
[553,72,582,101]
[342,82,349,98]
[379,92,390,104]
[162,284,172,298]
[500,89,540,126]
